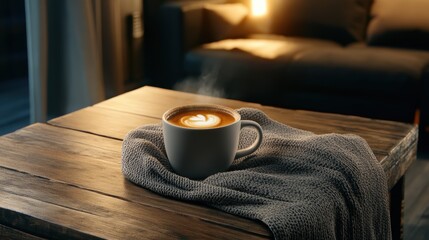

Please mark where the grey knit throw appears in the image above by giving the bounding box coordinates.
[122,108,391,240]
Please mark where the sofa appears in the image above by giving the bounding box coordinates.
[156,0,429,148]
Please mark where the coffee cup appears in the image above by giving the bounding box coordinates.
[162,104,263,179]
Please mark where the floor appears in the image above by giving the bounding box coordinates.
[0,80,428,239]
[404,152,429,240]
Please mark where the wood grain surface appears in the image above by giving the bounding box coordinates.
[95,86,262,117]
[51,86,418,189]
[0,124,270,239]
[0,86,418,239]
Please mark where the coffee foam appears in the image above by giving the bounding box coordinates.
[165,106,237,129]
[180,114,221,128]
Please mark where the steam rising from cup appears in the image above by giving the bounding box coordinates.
[173,63,226,98]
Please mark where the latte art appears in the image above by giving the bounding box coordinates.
[180,114,221,128]
[167,108,236,128]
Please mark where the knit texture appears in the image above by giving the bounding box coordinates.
[122,108,391,240]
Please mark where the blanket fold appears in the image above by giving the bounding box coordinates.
[122,108,391,240]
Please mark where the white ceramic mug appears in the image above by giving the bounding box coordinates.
[162,104,263,179]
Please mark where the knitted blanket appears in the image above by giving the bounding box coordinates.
[122,108,391,240]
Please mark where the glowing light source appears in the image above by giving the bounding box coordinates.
[251,0,267,17]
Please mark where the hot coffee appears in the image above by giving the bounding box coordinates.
[167,109,236,128]
[162,104,263,179]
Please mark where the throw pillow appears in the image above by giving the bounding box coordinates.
[270,0,373,45]
[367,0,429,50]
[203,3,250,42]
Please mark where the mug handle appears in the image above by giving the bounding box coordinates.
[235,120,263,159]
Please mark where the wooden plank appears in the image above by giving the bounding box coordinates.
[95,86,262,117]
[381,126,418,189]
[0,123,271,238]
[1,86,419,239]
[50,105,415,155]
[95,86,416,150]
[261,106,414,137]
[0,224,45,240]
[50,104,414,158]
[50,89,419,186]
[49,107,160,140]
[0,167,267,240]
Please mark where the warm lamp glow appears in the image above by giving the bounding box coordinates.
[251,0,267,17]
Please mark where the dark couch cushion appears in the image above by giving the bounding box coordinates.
[269,0,373,45]
[367,0,429,50]
[185,34,341,74]
[203,3,250,42]
[184,35,429,122]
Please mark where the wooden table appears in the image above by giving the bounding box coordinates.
[0,86,417,239]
